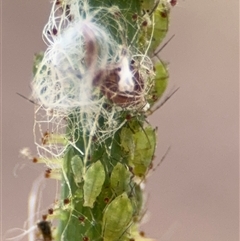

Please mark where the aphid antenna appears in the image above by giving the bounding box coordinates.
[152,146,171,172]
[135,205,148,224]
[147,86,179,115]
[137,120,153,147]
[128,145,170,190]
[152,34,175,59]
[16,92,38,106]
[117,218,135,241]
[125,115,154,150]
[148,0,160,16]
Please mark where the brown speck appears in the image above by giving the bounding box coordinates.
[125,114,132,121]
[52,28,58,35]
[78,216,85,223]
[48,208,54,215]
[64,198,70,205]
[132,13,138,21]
[160,10,168,18]
[33,157,38,163]
[42,131,49,145]
[142,20,148,27]
[170,0,177,6]
[83,236,89,241]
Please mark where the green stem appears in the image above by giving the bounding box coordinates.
[32,1,172,241]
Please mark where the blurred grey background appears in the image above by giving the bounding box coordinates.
[2,0,239,240]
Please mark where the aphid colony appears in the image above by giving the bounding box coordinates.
[7,0,176,241]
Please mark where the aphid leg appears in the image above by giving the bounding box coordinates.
[153,34,175,59]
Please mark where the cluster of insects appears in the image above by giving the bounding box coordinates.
[7,0,177,241]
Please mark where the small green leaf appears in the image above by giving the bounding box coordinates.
[110,163,131,195]
[83,160,105,208]
[102,193,133,241]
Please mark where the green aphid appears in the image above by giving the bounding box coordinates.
[71,155,84,186]
[120,125,156,177]
[32,52,44,76]
[148,2,170,54]
[83,160,105,208]
[120,127,135,160]
[141,0,156,12]
[102,192,133,241]
[139,1,170,55]
[110,163,131,196]
[131,126,156,177]
[148,61,169,106]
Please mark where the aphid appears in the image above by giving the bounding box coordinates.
[71,155,83,185]
[110,162,131,195]
[32,52,44,76]
[147,61,168,106]
[37,221,52,241]
[102,193,133,241]
[120,125,156,177]
[148,3,170,54]
[138,0,170,55]
[83,161,105,208]
[120,127,135,159]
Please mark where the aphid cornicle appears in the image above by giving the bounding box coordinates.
[37,220,52,241]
